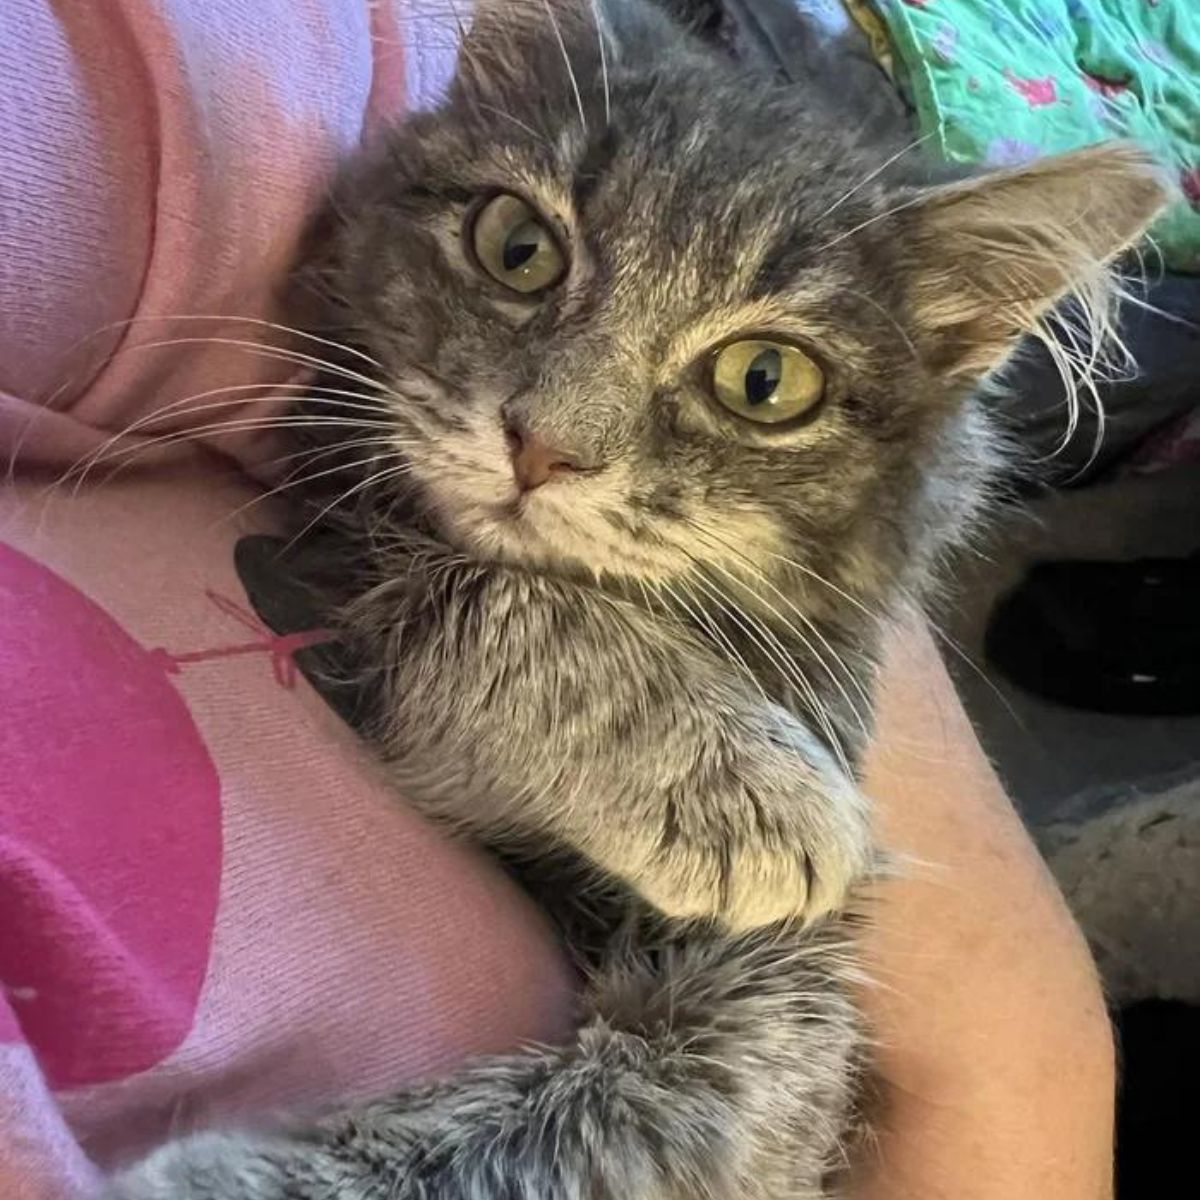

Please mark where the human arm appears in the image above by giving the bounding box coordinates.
[848,619,1115,1199]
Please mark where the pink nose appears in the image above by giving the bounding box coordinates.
[506,424,582,492]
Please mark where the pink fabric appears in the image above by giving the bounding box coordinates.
[0,0,445,472]
[0,3,574,1197]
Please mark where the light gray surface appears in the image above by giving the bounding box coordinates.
[1041,779,1200,1003]
[940,464,1200,825]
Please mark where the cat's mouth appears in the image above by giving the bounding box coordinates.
[416,468,562,557]
[417,472,639,579]
[480,493,531,523]
[471,486,577,551]
[441,492,710,585]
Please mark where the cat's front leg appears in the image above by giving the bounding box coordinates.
[107,1132,331,1200]
[108,928,853,1200]
[380,567,873,932]
[104,1019,756,1200]
[607,715,873,932]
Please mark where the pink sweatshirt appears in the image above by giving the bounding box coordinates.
[0,4,573,1197]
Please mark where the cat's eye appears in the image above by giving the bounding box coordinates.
[710,339,825,424]
[469,193,566,294]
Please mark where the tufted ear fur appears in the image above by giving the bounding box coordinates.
[901,143,1171,385]
[451,0,682,110]
[452,0,602,103]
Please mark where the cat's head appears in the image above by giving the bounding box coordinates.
[300,0,1166,605]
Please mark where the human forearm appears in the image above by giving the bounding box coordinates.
[848,620,1114,1200]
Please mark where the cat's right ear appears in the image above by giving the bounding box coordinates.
[899,143,1170,386]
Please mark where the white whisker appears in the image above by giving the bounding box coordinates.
[816,133,933,224]
[687,566,854,779]
[686,526,872,739]
[122,336,391,397]
[59,415,396,497]
[587,0,611,127]
[811,190,935,255]
[281,461,419,553]
[86,312,387,373]
[477,102,553,148]
[215,450,410,530]
[541,0,587,134]
[67,384,389,489]
[263,434,407,475]
[672,578,770,706]
[47,388,393,513]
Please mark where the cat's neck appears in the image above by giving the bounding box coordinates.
[313,507,883,776]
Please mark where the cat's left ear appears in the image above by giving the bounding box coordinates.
[901,143,1170,384]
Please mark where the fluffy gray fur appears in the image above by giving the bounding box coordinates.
[107,1,1167,1197]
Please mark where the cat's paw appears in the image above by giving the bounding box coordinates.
[634,830,867,932]
[105,1131,337,1200]
[630,770,872,932]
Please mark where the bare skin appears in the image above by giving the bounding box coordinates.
[851,621,1115,1200]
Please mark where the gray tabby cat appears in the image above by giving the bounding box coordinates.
[108,0,1167,1197]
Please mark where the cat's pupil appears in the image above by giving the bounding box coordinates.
[744,348,781,405]
[503,221,542,271]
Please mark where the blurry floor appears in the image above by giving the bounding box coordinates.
[940,463,1200,826]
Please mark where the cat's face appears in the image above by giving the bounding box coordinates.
[304,0,1164,596]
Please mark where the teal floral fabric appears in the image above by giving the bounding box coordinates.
[872,0,1200,271]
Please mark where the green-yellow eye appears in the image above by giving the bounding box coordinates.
[711,339,825,424]
[470,193,566,294]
